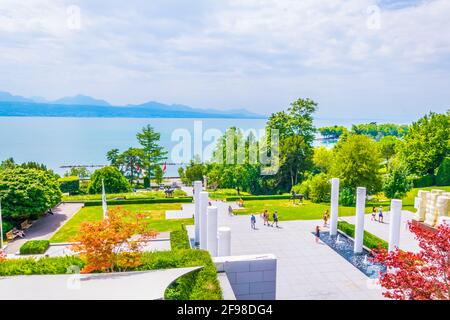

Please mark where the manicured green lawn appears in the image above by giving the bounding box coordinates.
[62,189,187,201]
[207,188,251,200]
[50,203,193,243]
[233,186,450,221]
[234,199,362,220]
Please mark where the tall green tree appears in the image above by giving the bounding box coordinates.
[88,166,131,194]
[278,135,313,190]
[136,125,167,183]
[154,165,164,185]
[0,158,16,170]
[383,168,412,199]
[330,134,383,195]
[64,167,91,179]
[0,168,62,220]
[377,136,399,172]
[121,147,145,185]
[106,149,121,167]
[399,111,449,176]
[313,146,334,173]
[267,98,317,143]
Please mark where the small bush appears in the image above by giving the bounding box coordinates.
[225,195,291,201]
[170,228,191,250]
[59,176,80,195]
[436,157,450,186]
[309,173,331,203]
[337,221,388,250]
[19,240,50,255]
[412,174,435,188]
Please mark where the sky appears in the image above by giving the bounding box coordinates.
[0,0,449,121]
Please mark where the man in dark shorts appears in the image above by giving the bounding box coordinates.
[272,211,279,227]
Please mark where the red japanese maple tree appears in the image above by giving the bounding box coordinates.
[71,207,157,273]
[372,222,450,300]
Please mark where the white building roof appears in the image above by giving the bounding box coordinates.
[0,267,201,300]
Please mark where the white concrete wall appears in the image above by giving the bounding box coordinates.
[214,254,277,300]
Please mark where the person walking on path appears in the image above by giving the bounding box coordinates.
[251,214,256,229]
[315,226,321,243]
[272,211,279,228]
[262,210,269,226]
[228,205,234,216]
[378,206,384,223]
[323,209,329,227]
[371,206,377,221]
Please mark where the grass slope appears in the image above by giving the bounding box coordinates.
[50,203,193,243]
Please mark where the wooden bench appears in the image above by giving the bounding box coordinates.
[20,220,32,230]
[6,230,15,241]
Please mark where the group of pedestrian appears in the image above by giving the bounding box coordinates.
[250,210,279,230]
[371,206,384,223]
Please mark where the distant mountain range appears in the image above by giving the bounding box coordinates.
[0,91,265,119]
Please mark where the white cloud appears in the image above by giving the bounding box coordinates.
[0,0,448,119]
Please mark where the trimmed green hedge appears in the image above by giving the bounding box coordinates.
[170,227,191,250]
[19,240,50,255]
[135,250,222,300]
[59,176,80,195]
[225,194,291,201]
[0,256,85,276]
[337,220,388,250]
[0,249,221,300]
[411,174,435,188]
[73,196,193,206]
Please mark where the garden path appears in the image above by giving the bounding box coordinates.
[4,203,83,254]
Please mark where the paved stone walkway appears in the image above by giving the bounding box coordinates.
[187,200,386,300]
[342,210,419,252]
[5,203,84,254]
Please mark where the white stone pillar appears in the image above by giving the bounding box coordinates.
[199,191,209,249]
[330,178,340,236]
[388,199,402,252]
[354,187,366,254]
[218,227,231,257]
[207,206,218,257]
[193,181,202,244]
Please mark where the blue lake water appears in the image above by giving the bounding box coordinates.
[0,116,404,176]
[0,117,268,176]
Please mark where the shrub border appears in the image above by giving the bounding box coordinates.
[65,196,193,206]
[225,195,291,201]
[337,220,388,251]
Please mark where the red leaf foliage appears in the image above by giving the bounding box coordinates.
[372,222,450,300]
